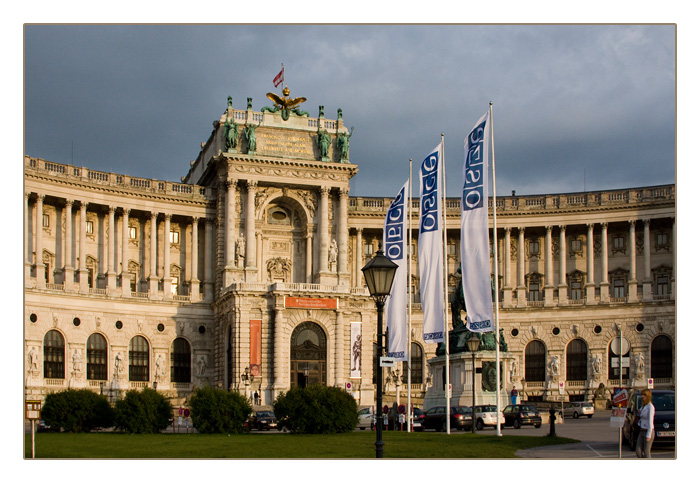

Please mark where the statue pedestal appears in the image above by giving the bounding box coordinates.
[594,397,608,411]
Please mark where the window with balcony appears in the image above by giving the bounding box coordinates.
[43,330,65,379]
[128,335,149,382]
[86,333,108,380]
[566,339,588,381]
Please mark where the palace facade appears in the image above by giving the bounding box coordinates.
[24,96,676,409]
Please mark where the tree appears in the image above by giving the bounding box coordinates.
[274,385,358,434]
[114,388,172,434]
[188,386,252,434]
[41,389,114,432]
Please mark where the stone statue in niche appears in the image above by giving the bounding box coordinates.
[329,239,338,268]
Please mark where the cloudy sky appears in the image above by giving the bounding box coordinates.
[24,23,676,198]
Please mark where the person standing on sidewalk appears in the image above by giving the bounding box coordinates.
[636,389,655,458]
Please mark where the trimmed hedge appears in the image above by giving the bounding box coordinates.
[114,388,172,434]
[188,386,252,434]
[41,388,114,432]
[273,385,358,434]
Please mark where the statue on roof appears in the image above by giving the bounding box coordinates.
[336,126,354,162]
[264,85,309,121]
[317,126,331,161]
[224,116,238,152]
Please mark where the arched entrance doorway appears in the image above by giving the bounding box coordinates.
[290,322,327,388]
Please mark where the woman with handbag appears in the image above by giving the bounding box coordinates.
[636,389,655,458]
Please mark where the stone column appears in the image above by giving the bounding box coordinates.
[204,218,214,303]
[337,188,349,281]
[671,218,676,299]
[149,212,159,294]
[24,192,32,284]
[544,226,554,306]
[224,179,237,286]
[245,180,257,281]
[306,232,313,283]
[256,231,263,282]
[628,220,638,302]
[78,201,88,293]
[63,199,75,290]
[585,223,596,303]
[121,208,131,296]
[355,228,363,287]
[516,227,526,306]
[600,223,609,303]
[558,225,568,305]
[106,206,117,292]
[163,214,172,298]
[273,307,286,396]
[35,194,46,289]
[319,186,330,275]
[502,228,512,307]
[642,219,652,301]
[335,310,345,387]
[190,217,200,301]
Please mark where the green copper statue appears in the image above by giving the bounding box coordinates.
[224,117,238,152]
[244,121,260,153]
[336,126,354,162]
[317,127,331,160]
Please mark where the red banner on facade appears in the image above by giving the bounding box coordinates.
[250,319,262,377]
[284,297,338,309]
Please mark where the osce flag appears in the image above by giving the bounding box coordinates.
[384,180,409,360]
[461,112,494,332]
[419,145,445,343]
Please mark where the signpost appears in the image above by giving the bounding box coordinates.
[647,378,654,389]
[25,400,41,458]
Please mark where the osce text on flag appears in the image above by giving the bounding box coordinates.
[384,182,408,360]
[461,112,494,333]
[419,146,444,343]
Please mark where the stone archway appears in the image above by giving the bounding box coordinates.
[290,322,327,388]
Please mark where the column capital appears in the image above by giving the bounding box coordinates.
[643,218,651,226]
[545,225,552,232]
[319,185,330,196]
[600,222,608,229]
[628,219,636,226]
[226,178,238,190]
[504,226,511,234]
[339,187,349,198]
[192,216,200,224]
[36,193,45,202]
[163,213,172,221]
[246,180,258,190]
[79,200,88,210]
[108,205,117,214]
[123,207,131,216]
[65,199,75,208]
[558,224,566,231]
[587,223,594,230]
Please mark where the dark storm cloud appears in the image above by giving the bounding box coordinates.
[24,24,675,197]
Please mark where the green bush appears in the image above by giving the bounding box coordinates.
[188,386,252,434]
[273,385,358,434]
[41,388,114,432]
[114,388,172,434]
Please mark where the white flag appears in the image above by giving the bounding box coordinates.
[419,145,445,343]
[461,111,494,332]
[384,181,409,360]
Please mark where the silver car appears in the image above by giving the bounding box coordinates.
[563,402,594,419]
[473,404,506,430]
[357,406,375,430]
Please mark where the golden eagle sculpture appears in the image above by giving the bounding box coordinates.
[263,86,309,120]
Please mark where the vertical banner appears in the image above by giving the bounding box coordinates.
[461,112,494,332]
[250,319,262,376]
[350,322,362,379]
[384,181,409,360]
[419,145,445,343]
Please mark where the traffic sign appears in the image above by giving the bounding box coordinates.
[610,337,630,355]
[612,387,628,407]
[610,357,630,368]
[558,381,565,395]
[398,404,406,414]
[380,357,395,367]
[647,378,654,389]
[184,408,190,417]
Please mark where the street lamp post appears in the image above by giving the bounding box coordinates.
[362,249,398,459]
[241,366,254,402]
[467,334,480,434]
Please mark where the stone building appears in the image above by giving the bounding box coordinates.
[24,94,675,409]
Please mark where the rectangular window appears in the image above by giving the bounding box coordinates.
[528,282,541,301]
[170,230,180,244]
[571,239,582,252]
[129,226,137,240]
[447,243,457,256]
[613,279,626,298]
[613,236,625,251]
[656,275,668,296]
[171,276,179,296]
[364,243,374,257]
[42,214,49,227]
[529,241,540,255]
[570,281,582,300]
[86,220,94,235]
[129,272,137,292]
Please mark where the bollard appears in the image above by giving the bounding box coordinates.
[548,406,557,437]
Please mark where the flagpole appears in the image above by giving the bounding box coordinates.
[440,133,451,435]
[490,102,502,437]
[407,158,413,433]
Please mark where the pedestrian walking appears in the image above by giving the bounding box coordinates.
[510,386,518,405]
[636,389,655,458]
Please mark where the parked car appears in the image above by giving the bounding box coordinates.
[251,410,278,431]
[563,401,595,419]
[357,406,374,430]
[622,389,675,450]
[473,405,506,430]
[423,405,473,431]
[502,404,542,429]
[410,407,425,432]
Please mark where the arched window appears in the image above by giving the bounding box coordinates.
[525,340,546,381]
[171,338,191,383]
[43,330,65,379]
[651,335,673,378]
[226,325,234,389]
[86,333,108,380]
[129,335,149,382]
[566,339,588,381]
[402,342,424,384]
[290,322,326,388]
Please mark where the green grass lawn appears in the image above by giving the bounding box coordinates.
[25,431,576,459]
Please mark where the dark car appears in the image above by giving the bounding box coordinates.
[251,410,278,431]
[411,407,425,432]
[622,389,675,450]
[503,404,543,429]
[423,405,473,431]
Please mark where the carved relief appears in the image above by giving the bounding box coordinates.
[267,257,292,282]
